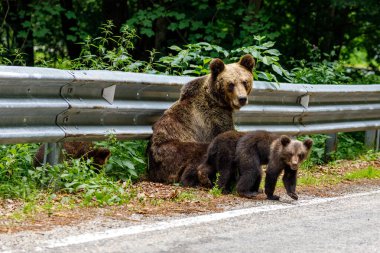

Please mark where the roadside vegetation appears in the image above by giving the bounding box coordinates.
[0,1,379,222]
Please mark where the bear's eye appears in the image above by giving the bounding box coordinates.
[298,153,305,160]
[242,81,248,89]
[228,82,234,92]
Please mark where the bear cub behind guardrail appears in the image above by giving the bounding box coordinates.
[197,130,313,200]
[34,142,111,170]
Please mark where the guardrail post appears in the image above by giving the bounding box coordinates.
[324,133,338,162]
[365,130,377,150]
[44,142,63,165]
[376,129,380,151]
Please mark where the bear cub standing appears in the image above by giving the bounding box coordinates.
[197,131,313,200]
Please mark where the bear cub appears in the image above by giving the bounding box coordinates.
[34,142,111,170]
[197,130,313,200]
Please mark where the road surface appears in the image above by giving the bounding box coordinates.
[2,189,380,253]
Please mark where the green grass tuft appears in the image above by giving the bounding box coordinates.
[344,166,380,181]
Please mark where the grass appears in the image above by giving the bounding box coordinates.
[0,141,379,223]
[344,166,380,180]
[174,190,198,202]
[292,166,380,187]
[209,173,223,197]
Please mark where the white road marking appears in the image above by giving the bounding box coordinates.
[38,189,380,250]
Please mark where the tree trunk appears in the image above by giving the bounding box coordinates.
[60,0,81,59]
[102,0,128,34]
[8,0,34,65]
[154,18,168,51]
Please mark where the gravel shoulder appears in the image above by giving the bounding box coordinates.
[0,158,379,242]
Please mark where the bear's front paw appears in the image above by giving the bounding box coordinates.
[197,172,213,188]
[221,188,232,195]
[201,179,213,188]
[267,194,280,201]
[288,192,298,200]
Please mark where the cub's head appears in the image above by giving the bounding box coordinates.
[279,136,313,170]
[209,54,255,110]
[86,147,111,170]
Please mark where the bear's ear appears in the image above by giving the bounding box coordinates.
[280,135,291,147]
[96,148,111,160]
[303,139,313,150]
[210,58,225,79]
[238,54,255,72]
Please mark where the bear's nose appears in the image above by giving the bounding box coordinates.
[238,97,247,106]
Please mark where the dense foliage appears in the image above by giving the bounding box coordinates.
[1,0,379,71]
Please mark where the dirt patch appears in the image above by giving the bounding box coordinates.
[1,159,380,234]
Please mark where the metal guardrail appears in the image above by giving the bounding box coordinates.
[0,66,379,149]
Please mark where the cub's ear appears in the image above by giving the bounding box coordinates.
[97,148,111,161]
[210,58,225,79]
[280,135,291,147]
[303,139,313,150]
[239,54,255,72]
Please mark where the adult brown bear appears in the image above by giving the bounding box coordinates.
[147,55,255,186]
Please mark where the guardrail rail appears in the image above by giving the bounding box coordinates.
[0,66,379,163]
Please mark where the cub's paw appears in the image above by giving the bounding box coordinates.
[266,194,280,201]
[288,192,298,200]
[197,171,212,188]
[222,188,232,195]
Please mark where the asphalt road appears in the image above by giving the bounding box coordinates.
[3,189,379,253]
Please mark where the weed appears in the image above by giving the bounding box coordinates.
[360,150,380,162]
[96,134,147,181]
[174,190,198,202]
[331,132,367,161]
[158,36,290,83]
[209,173,223,197]
[298,134,329,166]
[150,198,164,206]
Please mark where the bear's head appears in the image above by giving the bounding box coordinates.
[209,54,255,110]
[85,147,111,170]
[279,136,313,170]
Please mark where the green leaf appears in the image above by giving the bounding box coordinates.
[122,160,135,170]
[66,35,77,42]
[17,31,28,39]
[262,56,269,65]
[272,64,283,76]
[265,49,281,56]
[141,28,155,37]
[262,41,275,48]
[128,169,138,177]
[169,45,182,51]
[21,21,32,28]
[65,11,76,20]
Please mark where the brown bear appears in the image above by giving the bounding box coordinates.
[197,130,246,191]
[147,54,255,186]
[197,131,313,200]
[34,142,111,170]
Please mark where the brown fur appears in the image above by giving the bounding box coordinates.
[264,135,313,200]
[197,131,246,190]
[197,130,313,200]
[34,142,111,169]
[147,55,255,186]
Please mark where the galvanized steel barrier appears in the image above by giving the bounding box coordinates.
[0,66,379,154]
